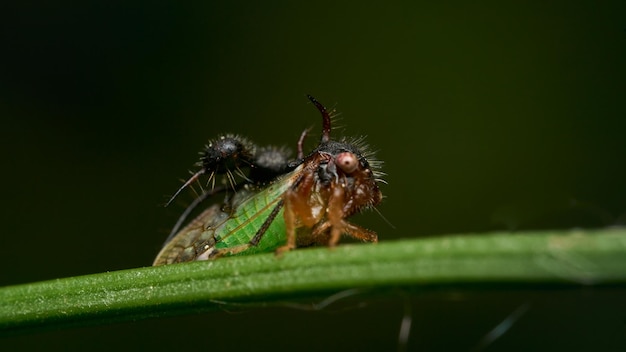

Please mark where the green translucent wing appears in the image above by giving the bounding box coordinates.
[153,165,301,265]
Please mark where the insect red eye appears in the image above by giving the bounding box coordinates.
[336,152,358,174]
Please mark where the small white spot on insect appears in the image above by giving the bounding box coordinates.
[197,247,216,261]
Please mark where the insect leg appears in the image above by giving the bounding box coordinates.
[277,194,297,255]
[327,182,346,246]
[163,185,228,245]
[249,199,284,246]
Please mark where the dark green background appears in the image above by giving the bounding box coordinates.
[2,1,625,350]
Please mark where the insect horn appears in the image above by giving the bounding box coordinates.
[164,169,204,207]
[307,95,331,143]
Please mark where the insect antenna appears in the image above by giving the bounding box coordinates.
[164,169,205,207]
[307,94,331,142]
[372,205,396,230]
[164,185,226,244]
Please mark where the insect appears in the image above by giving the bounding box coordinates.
[153,95,384,266]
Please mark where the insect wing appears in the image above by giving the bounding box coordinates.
[153,204,230,265]
[154,165,303,264]
[198,166,302,258]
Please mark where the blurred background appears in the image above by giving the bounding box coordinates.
[1,1,625,350]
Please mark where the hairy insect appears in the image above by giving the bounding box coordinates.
[154,95,384,265]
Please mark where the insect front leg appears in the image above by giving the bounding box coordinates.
[314,183,378,246]
[277,194,297,255]
[276,171,321,255]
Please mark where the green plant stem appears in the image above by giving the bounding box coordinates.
[2,229,626,335]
